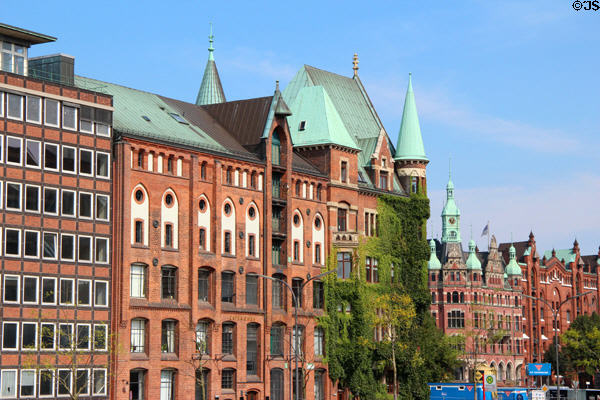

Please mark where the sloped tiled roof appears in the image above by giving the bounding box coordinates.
[498,241,530,264]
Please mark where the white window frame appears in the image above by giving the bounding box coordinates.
[3,275,20,303]
[4,228,21,257]
[78,235,93,262]
[59,278,75,306]
[78,191,93,219]
[23,230,40,258]
[93,324,108,351]
[92,369,107,395]
[21,321,38,351]
[24,184,40,213]
[25,95,41,124]
[79,148,94,176]
[43,187,59,215]
[25,139,41,168]
[95,237,109,264]
[0,181,3,209]
[22,275,39,304]
[76,324,91,351]
[96,122,110,137]
[0,92,3,117]
[58,324,74,350]
[94,280,109,307]
[77,279,92,306]
[41,277,57,305]
[61,189,76,217]
[1,322,19,351]
[20,369,37,398]
[0,369,18,398]
[0,134,3,163]
[5,181,22,211]
[43,142,59,172]
[6,92,23,120]
[40,322,56,351]
[38,369,55,398]
[44,98,60,127]
[56,369,72,397]
[75,369,90,396]
[95,194,109,221]
[95,151,110,178]
[6,136,22,166]
[60,234,75,261]
[42,232,58,260]
[130,264,146,298]
[62,104,78,131]
[61,145,77,174]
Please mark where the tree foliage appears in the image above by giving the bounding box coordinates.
[559,313,600,376]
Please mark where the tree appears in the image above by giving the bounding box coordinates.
[560,313,600,378]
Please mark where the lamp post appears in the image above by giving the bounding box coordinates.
[258,269,336,400]
[522,291,592,400]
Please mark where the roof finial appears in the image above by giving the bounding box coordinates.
[275,80,279,91]
[352,53,359,76]
[208,23,215,60]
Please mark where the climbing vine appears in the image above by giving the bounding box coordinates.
[320,193,459,400]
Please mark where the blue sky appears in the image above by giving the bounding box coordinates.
[6,0,599,255]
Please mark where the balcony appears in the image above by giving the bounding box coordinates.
[332,231,359,246]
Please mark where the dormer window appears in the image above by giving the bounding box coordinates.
[272,131,281,165]
[379,171,388,190]
[1,41,26,75]
[299,121,306,131]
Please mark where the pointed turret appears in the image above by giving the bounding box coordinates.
[428,239,442,270]
[441,168,461,243]
[505,244,522,276]
[195,24,226,106]
[466,240,482,270]
[394,73,428,162]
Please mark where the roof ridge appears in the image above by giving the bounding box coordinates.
[304,64,353,81]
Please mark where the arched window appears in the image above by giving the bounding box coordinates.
[452,291,459,303]
[270,369,284,400]
[431,292,436,303]
[270,322,285,356]
[161,369,176,400]
[195,368,209,400]
[200,162,207,180]
[131,318,147,353]
[195,319,212,355]
[460,292,465,303]
[447,293,451,303]
[272,273,286,310]
[295,180,301,196]
[272,131,281,165]
[316,184,322,201]
[161,320,177,354]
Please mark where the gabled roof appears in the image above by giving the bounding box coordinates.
[498,241,530,264]
[543,249,576,265]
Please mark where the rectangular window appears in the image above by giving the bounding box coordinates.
[135,220,144,244]
[130,264,147,298]
[44,143,59,170]
[0,370,17,398]
[6,182,21,210]
[75,369,89,396]
[248,234,255,257]
[80,106,93,133]
[96,123,110,136]
[292,279,303,308]
[6,136,22,165]
[25,185,40,212]
[198,269,210,302]
[161,320,176,353]
[224,231,231,254]
[95,281,108,306]
[21,322,37,350]
[96,152,110,178]
[22,276,38,304]
[341,161,348,183]
[61,234,75,260]
[5,228,21,256]
[96,194,109,220]
[315,243,322,264]
[379,172,388,190]
[57,369,72,396]
[93,370,107,395]
[76,324,91,350]
[93,325,107,351]
[165,224,173,247]
[20,370,36,397]
[161,267,177,300]
[41,277,56,305]
[41,322,55,350]
[7,93,23,119]
[247,324,258,375]
[39,370,54,396]
[78,236,92,262]
[79,192,93,218]
[26,96,41,123]
[59,325,73,350]
[77,280,91,306]
[61,190,75,216]
[95,237,108,263]
[25,139,40,168]
[44,99,59,126]
[293,241,300,261]
[130,319,146,353]
[313,281,324,309]
[79,149,93,175]
[221,272,234,303]
[337,208,347,231]
[60,279,74,305]
[3,275,19,303]
[62,146,76,173]
[222,324,234,354]
[160,370,175,400]
[24,230,39,258]
[42,232,57,259]
[2,322,18,351]
[246,274,258,305]
[43,187,58,214]
[337,252,352,279]
[62,105,77,130]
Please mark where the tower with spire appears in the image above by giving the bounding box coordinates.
[195,24,226,106]
[441,169,461,243]
[394,73,429,194]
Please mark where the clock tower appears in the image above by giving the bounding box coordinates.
[441,173,461,243]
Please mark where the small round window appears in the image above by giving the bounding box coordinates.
[199,199,206,211]
[224,203,232,215]
[315,217,321,229]
[165,193,174,206]
[293,214,300,226]
[135,189,144,202]
[248,207,256,218]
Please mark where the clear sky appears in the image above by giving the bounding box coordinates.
[6,0,599,255]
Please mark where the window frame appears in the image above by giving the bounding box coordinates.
[78,191,93,219]
[93,324,108,351]
[130,318,146,353]
[76,324,91,351]
[96,151,110,178]
[6,136,23,166]
[25,95,41,124]
[21,321,38,351]
[23,230,40,258]
[94,281,109,307]
[77,279,92,306]
[41,277,57,305]
[79,148,94,176]
[0,369,17,398]
[161,265,177,300]
[22,275,39,304]
[78,235,93,262]
[95,193,109,221]
[59,278,75,305]
[25,139,41,168]
[57,368,72,397]
[43,142,59,171]
[61,145,77,174]
[40,322,56,351]
[6,181,22,211]
[92,369,107,395]
[5,228,21,257]
[61,189,76,216]
[19,369,37,398]
[24,184,40,213]
[7,92,23,120]
[130,263,147,298]
[43,186,59,215]
[44,98,60,127]
[62,104,78,131]
[60,234,75,261]
[95,237,109,264]
[1,321,19,351]
[42,231,58,260]
[39,369,55,397]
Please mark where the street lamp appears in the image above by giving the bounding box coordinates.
[522,291,593,400]
[258,269,336,400]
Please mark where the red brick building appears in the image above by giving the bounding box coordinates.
[0,23,112,398]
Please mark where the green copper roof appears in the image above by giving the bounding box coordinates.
[466,240,482,270]
[543,249,576,264]
[428,239,442,270]
[394,74,428,162]
[505,245,522,276]
[442,178,460,217]
[286,86,360,150]
[75,76,228,151]
[195,26,226,106]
